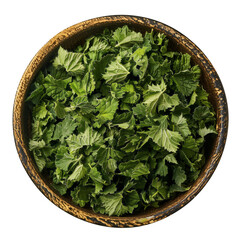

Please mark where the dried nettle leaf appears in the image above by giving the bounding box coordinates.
[27,25,217,216]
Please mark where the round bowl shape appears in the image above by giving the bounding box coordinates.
[13,15,228,227]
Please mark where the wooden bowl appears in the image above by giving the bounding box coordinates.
[13,15,228,227]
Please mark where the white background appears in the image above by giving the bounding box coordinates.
[1,0,239,239]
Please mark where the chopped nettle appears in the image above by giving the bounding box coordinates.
[26,25,217,216]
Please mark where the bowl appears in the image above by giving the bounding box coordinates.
[13,15,228,227]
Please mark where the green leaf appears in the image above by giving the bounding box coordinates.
[132,47,146,61]
[55,152,82,171]
[101,184,117,195]
[151,178,168,200]
[110,83,125,99]
[78,102,95,115]
[193,106,213,121]
[195,86,211,107]
[44,75,72,100]
[29,140,45,151]
[55,153,73,171]
[68,164,86,182]
[147,116,183,153]
[107,159,117,173]
[173,53,191,73]
[172,166,187,186]
[52,114,77,142]
[121,84,139,104]
[193,153,205,169]
[66,126,102,153]
[188,91,197,106]
[113,25,143,47]
[53,46,85,75]
[125,190,139,205]
[69,81,85,96]
[26,85,45,105]
[158,93,180,111]
[148,57,171,78]
[156,160,168,177]
[32,150,46,172]
[163,154,178,164]
[70,71,95,96]
[173,70,199,96]
[89,37,109,52]
[100,193,129,216]
[143,81,167,116]
[103,59,130,84]
[52,183,67,195]
[55,101,66,119]
[42,124,55,144]
[198,126,217,138]
[179,150,196,172]
[169,184,190,194]
[119,160,150,179]
[32,102,48,119]
[112,111,131,124]
[95,147,110,166]
[132,48,148,79]
[92,54,115,81]
[71,185,93,207]
[89,167,106,185]
[132,103,147,120]
[181,136,199,159]
[93,97,118,128]
[124,190,140,213]
[64,96,92,113]
[171,114,191,137]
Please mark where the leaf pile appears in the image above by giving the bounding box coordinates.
[26,25,217,216]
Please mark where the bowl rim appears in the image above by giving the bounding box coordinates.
[13,15,228,227]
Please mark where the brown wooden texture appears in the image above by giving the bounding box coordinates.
[13,15,228,227]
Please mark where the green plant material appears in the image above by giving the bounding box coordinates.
[26,25,217,217]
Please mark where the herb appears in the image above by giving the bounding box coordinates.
[26,25,217,216]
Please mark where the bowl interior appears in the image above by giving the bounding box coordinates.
[19,16,222,224]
